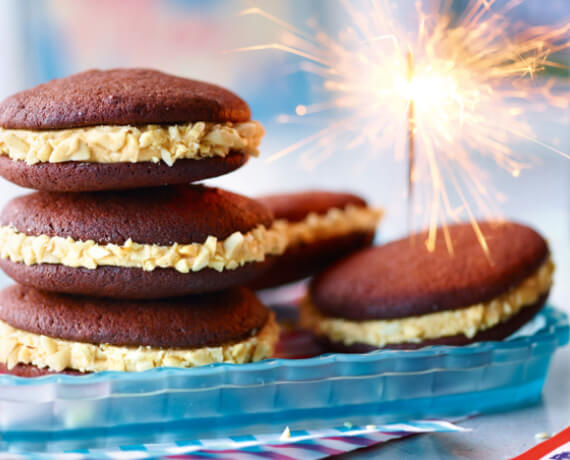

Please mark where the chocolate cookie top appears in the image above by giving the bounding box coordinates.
[311,221,549,320]
[258,190,368,223]
[0,285,269,348]
[1,184,273,245]
[0,68,250,129]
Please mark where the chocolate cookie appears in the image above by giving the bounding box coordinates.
[0,285,279,374]
[301,221,553,349]
[0,69,263,191]
[0,185,287,298]
[0,153,248,193]
[249,190,382,290]
[0,363,82,377]
[0,69,251,128]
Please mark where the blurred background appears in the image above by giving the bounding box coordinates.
[0,0,568,306]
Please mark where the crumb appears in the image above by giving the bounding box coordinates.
[535,432,550,441]
[344,422,353,429]
[365,424,376,430]
[280,426,291,441]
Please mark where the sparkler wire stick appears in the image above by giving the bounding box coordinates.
[407,50,415,237]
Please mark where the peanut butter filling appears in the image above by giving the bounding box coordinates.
[274,205,383,247]
[0,121,263,166]
[0,225,287,273]
[0,313,278,372]
[300,257,554,347]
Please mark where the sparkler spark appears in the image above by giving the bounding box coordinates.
[234,0,569,254]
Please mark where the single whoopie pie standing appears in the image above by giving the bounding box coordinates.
[0,285,279,375]
[0,69,264,191]
[0,184,287,298]
[301,221,554,351]
[250,190,383,289]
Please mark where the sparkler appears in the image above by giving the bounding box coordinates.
[407,49,416,238]
[234,0,569,254]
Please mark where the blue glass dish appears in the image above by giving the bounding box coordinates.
[0,306,567,452]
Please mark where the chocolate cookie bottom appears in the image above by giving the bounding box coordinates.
[250,231,375,290]
[319,293,548,352]
[0,362,84,377]
[0,258,275,299]
[0,152,247,192]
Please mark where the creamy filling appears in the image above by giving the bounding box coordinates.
[0,225,287,273]
[0,121,263,165]
[274,205,383,247]
[0,313,279,372]
[300,257,554,347]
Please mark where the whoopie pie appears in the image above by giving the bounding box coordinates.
[0,285,278,375]
[0,184,286,299]
[301,221,553,350]
[250,190,383,289]
[0,68,263,191]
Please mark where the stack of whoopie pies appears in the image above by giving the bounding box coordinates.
[0,69,286,376]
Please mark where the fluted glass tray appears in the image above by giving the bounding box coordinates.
[0,306,567,452]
